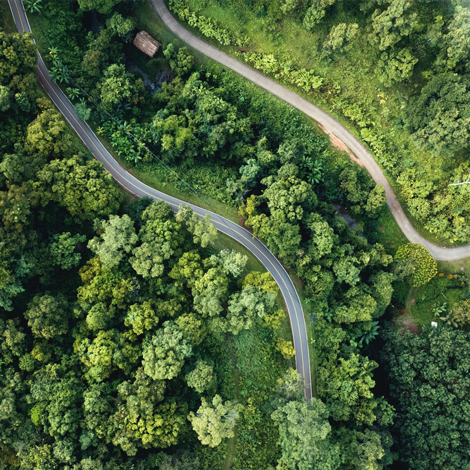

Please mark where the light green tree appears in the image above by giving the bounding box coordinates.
[370,0,418,51]
[142,321,193,380]
[0,85,11,112]
[323,23,359,56]
[88,214,138,270]
[395,243,437,287]
[24,109,71,158]
[176,206,217,248]
[188,395,242,447]
[106,13,136,41]
[226,285,276,335]
[303,0,336,31]
[271,399,341,470]
[124,301,159,336]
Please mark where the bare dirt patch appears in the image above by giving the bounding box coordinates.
[318,124,365,168]
[402,319,419,335]
[394,310,419,335]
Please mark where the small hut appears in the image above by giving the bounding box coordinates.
[133,31,161,58]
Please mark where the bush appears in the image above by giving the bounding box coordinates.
[395,243,437,287]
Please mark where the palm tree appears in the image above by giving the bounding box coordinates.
[50,63,70,84]
[24,0,43,14]
[66,88,81,101]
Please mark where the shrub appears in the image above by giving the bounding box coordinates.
[395,243,437,287]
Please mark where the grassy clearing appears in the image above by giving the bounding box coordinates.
[0,0,16,33]
[374,208,408,255]
[397,258,470,327]
[92,128,242,223]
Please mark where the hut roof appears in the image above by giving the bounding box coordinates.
[133,31,161,58]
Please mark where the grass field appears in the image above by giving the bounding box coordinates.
[0,0,16,32]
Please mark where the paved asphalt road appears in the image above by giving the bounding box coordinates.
[8,0,312,400]
[152,0,470,262]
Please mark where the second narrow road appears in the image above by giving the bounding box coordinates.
[152,0,470,262]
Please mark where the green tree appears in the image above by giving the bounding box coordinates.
[442,6,470,71]
[370,0,418,50]
[303,0,336,31]
[157,451,200,470]
[24,294,69,339]
[186,360,215,393]
[164,44,194,77]
[37,154,122,221]
[28,364,83,438]
[98,64,141,112]
[88,214,138,270]
[271,399,341,470]
[323,23,359,56]
[383,325,470,469]
[106,13,136,41]
[24,108,71,159]
[49,232,86,270]
[404,73,470,155]
[74,102,91,121]
[0,85,11,112]
[442,299,470,328]
[176,206,217,248]
[188,395,242,447]
[142,321,193,380]
[226,284,276,335]
[365,185,386,217]
[78,0,126,14]
[336,427,392,470]
[0,30,36,86]
[112,369,185,454]
[125,301,159,336]
[395,243,437,287]
[376,47,418,87]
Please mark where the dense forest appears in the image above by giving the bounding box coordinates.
[2,0,470,468]
[0,26,299,469]
[168,0,470,245]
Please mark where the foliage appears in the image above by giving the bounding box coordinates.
[169,0,237,46]
[395,243,437,287]
[404,72,470,156]
[242,51,323,93]
[383,325,470,469]
[188,395,242,447]
[271,398,341,470]
[165,0,470,245]
[441,299,470,328]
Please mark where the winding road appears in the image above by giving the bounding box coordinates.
[8,0,313,400]
[152,0,470,262]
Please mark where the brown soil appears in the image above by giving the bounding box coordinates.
[394,310,419,335]
[318,124,365,168]
[402,319,419,335]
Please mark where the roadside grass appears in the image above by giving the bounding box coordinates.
[93,128,242,222]
[0,0,16,32]
[373,208,408,255]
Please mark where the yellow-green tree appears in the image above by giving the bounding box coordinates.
[395,243,437,287]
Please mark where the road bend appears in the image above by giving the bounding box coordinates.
[8,0,313,400]
[152,0,470,262]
